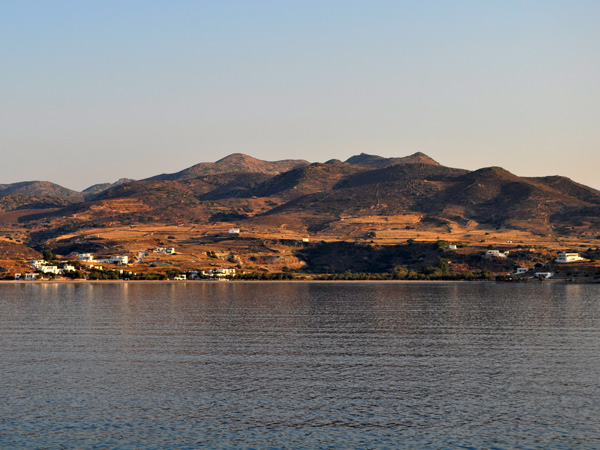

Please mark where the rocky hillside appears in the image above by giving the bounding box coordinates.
[345,152,441,168]
[3,153,599,244]
[145,153,310,181]
[82,178,135,200]
[0,181,82,199]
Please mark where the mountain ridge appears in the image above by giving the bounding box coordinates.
[1,152,598,241]
[145,153,311,182]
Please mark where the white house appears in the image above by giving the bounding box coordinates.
[174,274,187,281]
[109,255,129,265]
[448,244,457,250]
[14,273,21,280]
[514,268,529,275]
[555,253,583,263]
[535,272,553,279]
[25,273,37,281]
[216,268,235,276]
[30,260,45,268]
[62,265,76,272]
[229,228,240,234]
[165,248,176,255]
[485,250,509,259]
[201,268,236,278]
[78,253,94,261]
[39,266,60,275]
[302,238,310,243]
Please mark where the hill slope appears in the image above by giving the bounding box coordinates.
[5,152,599,247]
[0,181,82,199]
[346,152,441,168]
[267,163,600,234]
[146,153,309,181]
[82,178,135,200]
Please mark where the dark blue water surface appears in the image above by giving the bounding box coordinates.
[1,282,599,449]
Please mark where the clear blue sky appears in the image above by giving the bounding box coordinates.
[2,1,599,190]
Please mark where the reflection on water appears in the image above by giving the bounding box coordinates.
[1,282,599,449]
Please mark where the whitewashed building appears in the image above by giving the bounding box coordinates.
[201,268,236,278]
[485,250,509,259]
[39,266,60,275]
[555,253,583,263]
[78,253,94,261]
[109,255,129,265]
[229,228,240,234]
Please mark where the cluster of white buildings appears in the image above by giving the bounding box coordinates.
[169,268,236,281]
[201,268,236,278]
[505,252,585,280]
[16,260,78,279]
[493,251,585,264]
[77,253,129,265]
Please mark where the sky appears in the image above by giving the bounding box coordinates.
[1,1,599,191]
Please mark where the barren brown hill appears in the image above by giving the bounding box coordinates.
[6,152,599,252]
[145,153,309,181]
[191,172,275,200]
[24,172,277,232]
[422,167,599,231]
[335,162,468,189]
[527,175,600,205]
[82,178,135,200]
[267,164,600,235]
[345,152,440,168]
[98,172,271,202]
[0,240,42,260]
[0,193,81,212]
[245,161,367,201]
[0,181,82,199]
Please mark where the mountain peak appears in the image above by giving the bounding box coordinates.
[0,180,82,198]
[216,153,258,164]
[146,154,310,181]
[346,152,440,168]
[345,153,385,165]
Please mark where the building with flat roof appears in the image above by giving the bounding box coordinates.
[556,253,583,263]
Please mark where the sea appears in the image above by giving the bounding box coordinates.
[1,282,599,449]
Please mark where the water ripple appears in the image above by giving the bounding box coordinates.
[1,282,599,449]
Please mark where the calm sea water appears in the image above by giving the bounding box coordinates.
[1,282,599,449]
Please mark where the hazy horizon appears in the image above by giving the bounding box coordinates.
[2,1,599,191]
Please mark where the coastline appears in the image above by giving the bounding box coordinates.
[0,279,482,284]
[0,279,596,285]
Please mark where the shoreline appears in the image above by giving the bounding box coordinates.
[0,279,597,285]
